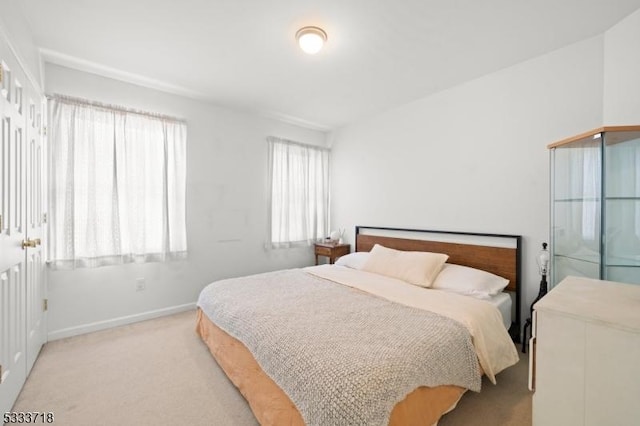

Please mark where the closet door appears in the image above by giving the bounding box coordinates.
[0,44,28,414]
[0,35,46,414]
[25,85,46,373]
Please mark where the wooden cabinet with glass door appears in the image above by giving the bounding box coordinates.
[548,125,640,287]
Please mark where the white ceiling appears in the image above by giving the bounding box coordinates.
[19,0,640,130]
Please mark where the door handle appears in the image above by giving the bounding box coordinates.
[21,238,39,249]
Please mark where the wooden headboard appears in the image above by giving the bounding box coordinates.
[355,226,522,342]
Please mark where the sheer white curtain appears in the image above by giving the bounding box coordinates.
[610,141,640,236]
[580,145,600,241]
[48,95,187,269]
[267,137,329,248]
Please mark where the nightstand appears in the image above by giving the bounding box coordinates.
[314,242,350,265]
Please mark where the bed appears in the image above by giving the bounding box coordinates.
[196,226,522,425]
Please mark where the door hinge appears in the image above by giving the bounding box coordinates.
[43,299,48,312]
[43,126,47,136]
[42,213,47,224]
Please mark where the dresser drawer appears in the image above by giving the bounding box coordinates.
[315,246,333,256]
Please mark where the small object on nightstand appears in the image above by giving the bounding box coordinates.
[522,242,550,352]
[329,228,345,244]
[314,242,350,265]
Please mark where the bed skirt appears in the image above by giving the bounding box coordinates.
[195,308,466,425]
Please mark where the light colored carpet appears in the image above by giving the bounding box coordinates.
[13,310,531,425]
[438,344,532,426]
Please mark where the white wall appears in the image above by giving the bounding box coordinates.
[329,36,606,328]
[39,6,640,340]
[604,8,640,123]
[45,64,326,338]
[0,0,42,88]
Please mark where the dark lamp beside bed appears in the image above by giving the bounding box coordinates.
[533,243,550,310]
[522,242,549,352]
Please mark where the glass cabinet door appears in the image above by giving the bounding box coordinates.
[551,137,601,286]
[604,131,640,284]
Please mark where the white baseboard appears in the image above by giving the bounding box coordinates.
[47,302,197,341]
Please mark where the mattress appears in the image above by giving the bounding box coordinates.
[487,292,512,330]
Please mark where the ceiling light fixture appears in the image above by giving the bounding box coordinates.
[296,26,327,55]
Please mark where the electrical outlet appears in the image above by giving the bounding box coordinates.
[135,278,146,291]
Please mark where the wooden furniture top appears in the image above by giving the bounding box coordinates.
[547,125,640,149]
[314,241,349,248]
[535,276,640,332]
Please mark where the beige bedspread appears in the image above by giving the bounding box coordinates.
[305,264,519,382]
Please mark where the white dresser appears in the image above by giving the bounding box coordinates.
[530,276,640,426]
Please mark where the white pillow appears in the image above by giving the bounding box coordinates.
[361,244,449,288]
[431,263,509,300]
[334,252,370,269]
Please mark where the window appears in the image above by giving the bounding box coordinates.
[267,136,329,247]
[48,95,187,268]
